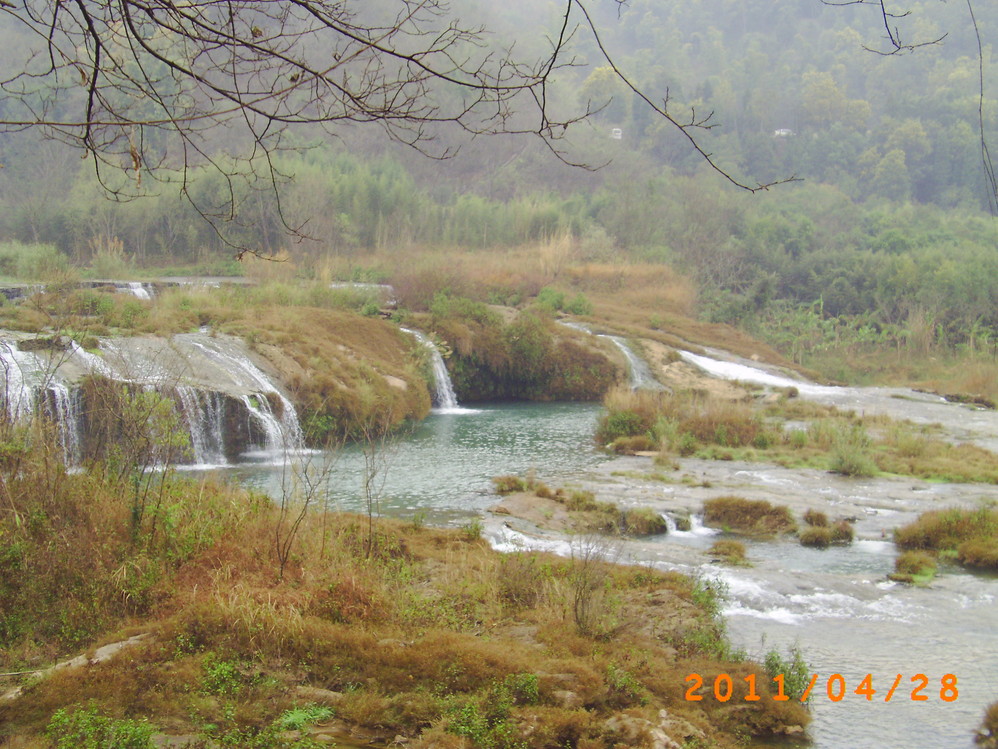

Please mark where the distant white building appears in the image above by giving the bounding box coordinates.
[773,128,795,138]
[610,127,623,140]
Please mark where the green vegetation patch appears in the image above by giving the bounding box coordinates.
[430,298,616,401]
[888,550,938,584]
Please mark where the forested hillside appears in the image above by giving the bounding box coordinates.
[1,0,996,376]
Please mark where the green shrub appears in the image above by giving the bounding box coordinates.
[787,429,808,449]
[47,705,154,749]
[536,286,565,312]
[276,704,335,731]
[609,435,657,454]
[564,293,593,315]
[492,475,527,494]
[828,424,877,477]
[763,645,811,703]
[894,507,998,553]
[889,550,937,583]
[894,550,937,576]
[565,490,598,512]
[597,410,647,443]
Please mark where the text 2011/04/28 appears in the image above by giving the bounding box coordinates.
[684,673,959,703]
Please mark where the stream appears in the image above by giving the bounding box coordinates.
[185,352,997,749]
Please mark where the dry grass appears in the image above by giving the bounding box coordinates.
[0,446,808,747]
[893,506,998,572]
[707,540,748,565]
[703,496,796,536]
[888,550,938,584]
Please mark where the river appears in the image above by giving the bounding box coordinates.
[186,354,998,749]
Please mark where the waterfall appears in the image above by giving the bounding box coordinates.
[185,338,304,455]
[557,321,664,390]
[0,341,41,422]
[46,384,82,466]
[176,386,226,465]
[598,335,665,390]
[124,282,154,300]
[401,328,468,412]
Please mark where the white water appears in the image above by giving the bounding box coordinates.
[558,321,665,390]
[0,341,42,421]
[125,282,153,300]
[598,335,666,390]
[401,328,476,414]
[176,386,226,465]
[679,347,998,451]
[0,332,306,467]
[46,384,81,465]
[183,337,304,456]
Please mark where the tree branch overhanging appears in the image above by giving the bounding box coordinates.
[1,0,792,256]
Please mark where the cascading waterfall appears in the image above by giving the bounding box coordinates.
[123,282,154,300]
[1,332,306,467]
[176,386,226,465]
[46,384,82,466]
[598,335,666,390]
[0,341,41,421]
[185,338,304,455]
[401,327,463,411]
[557,320,665,390]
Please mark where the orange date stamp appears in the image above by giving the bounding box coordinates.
[684,673,959,703]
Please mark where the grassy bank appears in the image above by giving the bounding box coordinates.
[596,386,998,484]
[0,434,809,747]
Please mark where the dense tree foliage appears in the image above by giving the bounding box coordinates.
[1,0,997,356]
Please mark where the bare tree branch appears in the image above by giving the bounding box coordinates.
[1,0,793,255]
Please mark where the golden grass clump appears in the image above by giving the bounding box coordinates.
[889,550,938,584]
[894,507,998,550]
[708,539,748,565]
[977,700,998,748]
[892,506,998,572]
[703,496,796,536]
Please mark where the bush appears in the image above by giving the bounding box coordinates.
[956,539,998,570]
[564,293,593,315]
[609,435,657,454]
[828,424,877,477]
[830,520,854,544]
[799,527,833,548]
[894,550,937,576]
[703,496,796,536]
[597,410,648,444]
[803,509,828,527]
[621,508,668,536]
[889,550,937,583]
[763,645,811,703]
[894,507,998,552]
[978,700,998,748]
[708,539,747,564]
[492,475,528,494]
[786,429,808,449]
[800,520,852,548]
